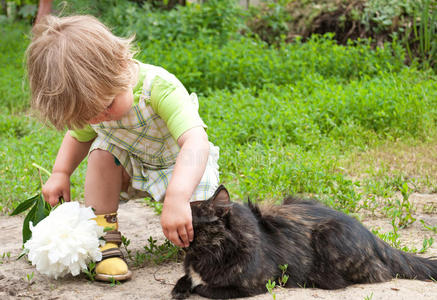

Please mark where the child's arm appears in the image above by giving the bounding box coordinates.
[160,126,210,248]
[42,132,93,206]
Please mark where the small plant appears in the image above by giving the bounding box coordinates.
[420,220,437,233]
[83,262,96,282]
[144,237,181,265]
[419,237,434,254]
[142,197,163,215]
[265,279,277,300]
[110,276,121,287]
[278,264,289,287]
[372,224,402,249]
[364,292,374,300]
[133,251,148,267]
[389,183,416,229]
[25,271,34,284]
[126,236,181,267]
[423,203,437,214]
[360,194,379,216]
[0,251,11,264]
[265,264,289,299]
[372,222,426,253]
[121,235,133,261]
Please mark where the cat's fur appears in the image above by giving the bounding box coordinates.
[172,185,437,299]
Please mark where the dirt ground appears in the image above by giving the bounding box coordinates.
[1,194,436,300]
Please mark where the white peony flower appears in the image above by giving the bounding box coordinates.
[24,201,104,279]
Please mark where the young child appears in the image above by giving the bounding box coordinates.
[26,15,220,282]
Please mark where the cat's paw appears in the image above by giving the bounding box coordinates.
[171,275,193,299]
[171,290,191,299]
[192,284,206,295]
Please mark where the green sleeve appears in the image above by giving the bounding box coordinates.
[68,125,97,142]
[150,76,206,141]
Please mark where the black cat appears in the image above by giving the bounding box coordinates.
[172,185,437,299]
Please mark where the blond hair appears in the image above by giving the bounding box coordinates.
[26,15,136,130]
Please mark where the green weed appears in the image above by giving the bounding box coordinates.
[278,264,289,287]
[363,292,374,300]
[419,237,434,254]
[420,220,437,233]
[423,203,437,214]
[142,197,163,215]
[83,262,96,282]
[143,237,181,265]
[265,264,290,300]
[372,225,403,250]
[0,251,11,264]
[121,235,133,261]
[25,271,34,284]
[124,236,181,267]
[372,222,434,254]
[110,276,121,287]
[266,279,277,300]
[393,183,416,228]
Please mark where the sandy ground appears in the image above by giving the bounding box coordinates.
[1,194,436,300]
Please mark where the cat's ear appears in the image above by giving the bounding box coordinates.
[210,185,232,216]
[211,185,231,205]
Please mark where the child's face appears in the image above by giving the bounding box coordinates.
[88,88,134,124]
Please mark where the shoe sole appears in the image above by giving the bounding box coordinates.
[95,270,132,282]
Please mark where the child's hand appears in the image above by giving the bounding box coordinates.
[42,172,71,206]
[160,200,193,248]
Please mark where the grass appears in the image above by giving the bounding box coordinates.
[0,12,436,255]
[342,138,437,193]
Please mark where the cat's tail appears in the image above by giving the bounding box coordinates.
[378,239,437,281]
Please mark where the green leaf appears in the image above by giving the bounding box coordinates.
[33,195,48,225]
[22,203,38,244]
[9,194,39,216]
[44,200,51,215]
[16,251,27,261]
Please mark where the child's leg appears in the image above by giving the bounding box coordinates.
[84,149,132,281]
[84,149,129,213]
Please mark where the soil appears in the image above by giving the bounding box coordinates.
[1,194,436,300]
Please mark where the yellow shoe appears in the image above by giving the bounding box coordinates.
[93,213,132,282]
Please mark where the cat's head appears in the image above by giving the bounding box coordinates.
[189,185,233,247]
[191,185,232,226]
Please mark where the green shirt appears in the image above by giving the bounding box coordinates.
[69,62,202,142]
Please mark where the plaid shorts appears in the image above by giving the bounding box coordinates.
[90,140,220,202]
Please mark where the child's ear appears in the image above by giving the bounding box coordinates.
[210,185,232,216]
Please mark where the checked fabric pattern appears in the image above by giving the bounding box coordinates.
[90,64,220,202]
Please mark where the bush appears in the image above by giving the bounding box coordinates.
[1,0,38,23]
[201,68,437,149]
[137,34,406,94]
[244,0,436,72]
[96,0,245,44]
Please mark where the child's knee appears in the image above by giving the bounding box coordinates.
[90,148,113,160]
[89,149,117,164]
[88,149,131,189]
[89,150,125,172]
